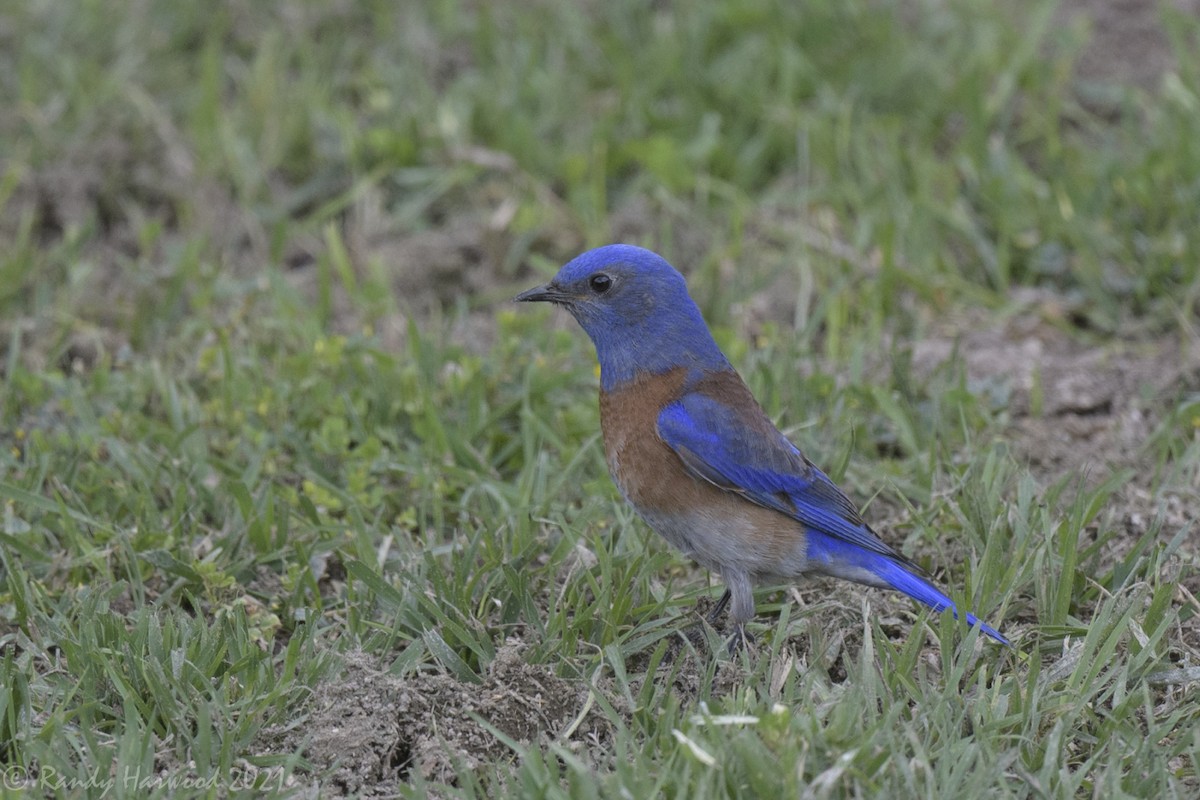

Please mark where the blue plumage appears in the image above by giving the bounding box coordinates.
[517,244,1009,650]
[530,245,730,391]
[658,393,907,563]
[804,534,1009,644]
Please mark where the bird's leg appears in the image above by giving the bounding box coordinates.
[705,588,731,625]
[723,571,757,655]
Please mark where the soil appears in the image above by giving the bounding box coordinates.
[260,641,605,795]
[1055,0,1200,90]
[908,294,1194,485]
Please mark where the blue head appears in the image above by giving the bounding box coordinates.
[516,244,730,390]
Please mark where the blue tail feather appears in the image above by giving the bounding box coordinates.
[874,559,1010,646]
[806,532,1009,646]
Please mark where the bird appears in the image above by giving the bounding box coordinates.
[516,244,1009,651]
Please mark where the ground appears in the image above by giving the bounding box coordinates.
[264,304,1200,797]
[1,0,1198,797]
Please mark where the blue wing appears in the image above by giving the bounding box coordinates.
[657,388,1009,646]
[657,391,919,570]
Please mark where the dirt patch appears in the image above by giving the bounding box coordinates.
[910,291,1200,606]
[256,626,763,796]
[910,291,1195,487]
[0,122,267,372]
[1055,0,1200,90]
[262,639,615,795]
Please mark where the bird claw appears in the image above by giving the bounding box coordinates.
[705,588,731,626]
[725,624,755,655]
[663,617,753,661]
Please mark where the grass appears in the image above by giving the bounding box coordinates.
[1,0,1198,796]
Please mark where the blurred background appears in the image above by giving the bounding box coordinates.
[4,0,1199,358]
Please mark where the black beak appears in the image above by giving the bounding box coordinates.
[514,283,572,304]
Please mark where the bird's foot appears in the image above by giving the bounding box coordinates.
[704,589,731,626]
[725,624,755,656]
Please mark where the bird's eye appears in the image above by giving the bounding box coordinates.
[589,273,612,294]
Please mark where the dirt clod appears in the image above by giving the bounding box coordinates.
[271,639,611,795]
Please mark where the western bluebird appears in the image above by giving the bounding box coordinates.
[517,244,1008,651]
